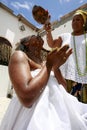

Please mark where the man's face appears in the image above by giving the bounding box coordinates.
[27,36,44,52]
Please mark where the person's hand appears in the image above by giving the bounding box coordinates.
[57,37,62,45]
[53,36,62,48]
[47,44,73,69]
[46,48,58,68]
[44,21,51,32]
[54,44,72,68]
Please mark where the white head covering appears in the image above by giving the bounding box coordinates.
[74,10,87,24]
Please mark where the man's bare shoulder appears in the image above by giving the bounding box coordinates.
[10,50,27,64]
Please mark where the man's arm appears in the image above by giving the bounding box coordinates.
[9,50,63,108]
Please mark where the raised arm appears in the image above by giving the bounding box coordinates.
[9,51,53,107]
[44,22,62,48]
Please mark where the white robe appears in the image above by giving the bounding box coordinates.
[0,69,87,130]
[60,33,87,84]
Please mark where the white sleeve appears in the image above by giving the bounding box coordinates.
[60,33,71,46]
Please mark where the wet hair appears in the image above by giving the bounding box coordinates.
[20,36,32,45]
[19,35,44,52]
[20,35,35,51]
[20,35,43,45]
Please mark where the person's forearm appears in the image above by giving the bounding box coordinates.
[46,30,54,48]
[53,68,67,90]
[44,21,54,48]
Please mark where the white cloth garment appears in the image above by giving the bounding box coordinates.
[0,69,87,130]
[60,33,87,84]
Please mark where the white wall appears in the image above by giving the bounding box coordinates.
[0,7,37,97]
[53,21,72,38]
[0,65,11,97]
[0,7,37,50]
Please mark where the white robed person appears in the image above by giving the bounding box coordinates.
[44,9,87,102]
[0,35,87,130]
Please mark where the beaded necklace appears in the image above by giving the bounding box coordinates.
[73,33,87,76]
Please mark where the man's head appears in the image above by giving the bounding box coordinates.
[20,35,44,55]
